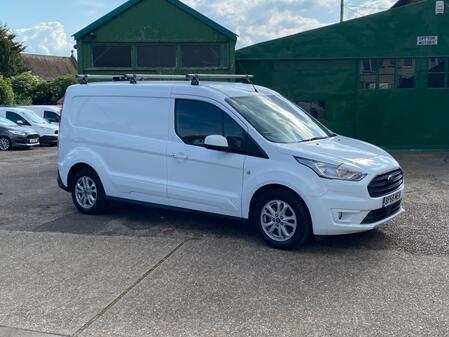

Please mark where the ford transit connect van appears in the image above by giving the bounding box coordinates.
[0,108,59,145]
[58,75,404,249]
[20,105,61,124]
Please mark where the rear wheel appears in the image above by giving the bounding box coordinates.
[71,168,107,215]
[253,189,312,249]
[0,137,11,151]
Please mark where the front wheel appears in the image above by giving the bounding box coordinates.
[0,137,11,151]
[71,168,107,215]
[253,189,312,249]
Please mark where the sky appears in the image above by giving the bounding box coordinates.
[0,0,395,57]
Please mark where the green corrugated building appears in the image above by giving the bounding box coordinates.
[73,0,237,75]
[236,0,449,150]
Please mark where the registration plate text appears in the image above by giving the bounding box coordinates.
[383,191,402,207]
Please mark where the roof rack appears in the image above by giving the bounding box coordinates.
[75,74,254,86]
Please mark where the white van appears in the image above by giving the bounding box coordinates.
[0,107,59,145]
[58,75,404,249]
[20,105,61,124]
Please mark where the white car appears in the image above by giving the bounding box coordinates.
[0,107,59,145]
[20,105,61,124]
[57,77,404,249]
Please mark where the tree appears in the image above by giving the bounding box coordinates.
[10,71,41,104]
[0,25,26,77]
[0,76,15,105]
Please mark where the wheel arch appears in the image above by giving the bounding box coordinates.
[248,184,312,223]
[67,163,98,191]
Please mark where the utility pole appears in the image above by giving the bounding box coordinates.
[340,0,344,22]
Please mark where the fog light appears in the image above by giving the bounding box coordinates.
[332,209,363,224]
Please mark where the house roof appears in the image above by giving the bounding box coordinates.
[73,0,237,41]
[22,54,78,81]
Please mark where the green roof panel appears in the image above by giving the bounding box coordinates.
[73,0,237,41]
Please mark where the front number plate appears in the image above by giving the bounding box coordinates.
[383,191,402,207]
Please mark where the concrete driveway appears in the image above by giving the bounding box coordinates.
[0,147,448,337]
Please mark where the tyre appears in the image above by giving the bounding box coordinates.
[0,137,11,151]
[253,189,312,249]
[71,168,107,215]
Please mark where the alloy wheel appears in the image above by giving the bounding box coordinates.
[0,138,11,151]
[75,176,98,209]
[260,199,298,242]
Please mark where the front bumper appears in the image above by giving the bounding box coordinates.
[40,135,58,145]
[308,183,405,235]
[12,135,40,148]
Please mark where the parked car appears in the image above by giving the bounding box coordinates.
[0,108,59,146]
[0,117,40,151]
[19,105,61,124]
[58,79,404,249]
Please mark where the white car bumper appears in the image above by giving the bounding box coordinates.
[308,182,405,236]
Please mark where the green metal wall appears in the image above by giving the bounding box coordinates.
[236,0,449,150]
[76,0,236,75]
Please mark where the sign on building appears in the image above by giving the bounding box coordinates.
[435,1,445,15]
[417,36,439,46]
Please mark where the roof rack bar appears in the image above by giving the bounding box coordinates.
[75,73,254,85]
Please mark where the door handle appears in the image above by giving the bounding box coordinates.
[172,153,188,160]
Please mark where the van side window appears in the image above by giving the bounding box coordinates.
[175,99,267,159]
[6,111,30,125]
[44,111,60,122]
[175,100,222,147]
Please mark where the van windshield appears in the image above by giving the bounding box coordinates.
[226,95,334,144]
[22,110,49,124]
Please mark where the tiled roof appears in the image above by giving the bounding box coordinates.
[21,54,78,81]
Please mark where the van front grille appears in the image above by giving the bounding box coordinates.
[361,201,402,224]
[368,169,403,198]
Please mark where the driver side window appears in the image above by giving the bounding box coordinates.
[175,99,244,152]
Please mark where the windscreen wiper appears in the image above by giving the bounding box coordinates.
[300,136,329,143]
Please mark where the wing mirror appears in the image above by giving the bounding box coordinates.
[204,135,229,151]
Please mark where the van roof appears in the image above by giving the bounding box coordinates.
[0,107,35,113]
[67,81,275,99]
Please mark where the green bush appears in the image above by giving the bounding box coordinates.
[0,75,15,105]
[31,75,76,105]
[10,71,41,104]
[31,81,53,105]
[49,76,75,103]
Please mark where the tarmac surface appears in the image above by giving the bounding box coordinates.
[0,147,448,337]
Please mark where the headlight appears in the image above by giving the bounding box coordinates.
[295,157,367,181]
[10,130,26,136]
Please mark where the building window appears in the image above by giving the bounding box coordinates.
[360,59,378,89]
[297,101,326,119]
[137,45,176,68]
[181,45,221,68]
[92,46,132,68]
[397,58,415,88]
[378,59,394,89]
[428,58,447,88]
